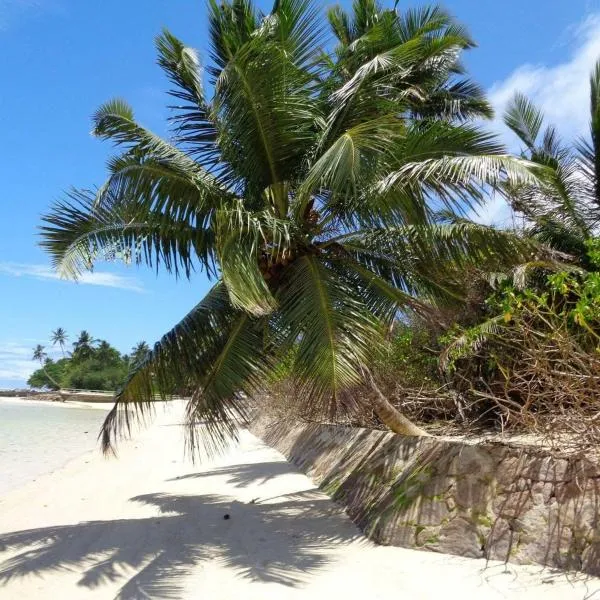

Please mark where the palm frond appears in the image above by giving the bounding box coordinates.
[589,59,600,207]
[40,189,216,279]
[351,0,382,40]
[412,78,493,121]
[214,33,318,191]
[93,100,217,186]
[100,152,229,222]
[504,93,544,151]
[439,315,504,371]
[269,0,325,69]
[155,29,221,166]
[207,0,258,81]
[217,230,277,316]
[277,255,381,415]
[333,222,543,305]
[378,154,539,216]
[330,256,433,321]
[101,283,273,457]
[327,5,352,46]
[299,115,404,209]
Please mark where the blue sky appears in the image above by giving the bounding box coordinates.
[1,0,600,387]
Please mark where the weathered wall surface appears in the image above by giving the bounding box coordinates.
[250,416,600,574]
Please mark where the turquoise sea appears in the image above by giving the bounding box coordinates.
[0,399,109,495]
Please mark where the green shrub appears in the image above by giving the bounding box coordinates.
[374,324,442,389]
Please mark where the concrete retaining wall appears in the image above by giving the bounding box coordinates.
[250,416,600,574]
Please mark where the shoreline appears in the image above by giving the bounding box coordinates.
[0,389,115,403]
[0,398,112,496]
[0,395,114,411]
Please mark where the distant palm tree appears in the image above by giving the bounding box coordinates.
[130,342,151,367]
[502,59,600,267]
[72,330,97,360]
[40,0,538,454]
[32,344,47,364]
[32,345,60,389]
[50,327,69,357]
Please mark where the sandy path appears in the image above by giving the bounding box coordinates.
[0,405,598,600]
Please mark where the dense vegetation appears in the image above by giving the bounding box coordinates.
[28,332,149,392]
[38,0,600,454]
[345,73,600,449]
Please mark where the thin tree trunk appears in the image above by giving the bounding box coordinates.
[41,364,61,391]
[363,369,430,437]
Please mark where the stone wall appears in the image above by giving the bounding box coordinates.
[250,416,600,574]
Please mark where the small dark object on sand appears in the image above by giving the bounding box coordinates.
[223,514,230,520]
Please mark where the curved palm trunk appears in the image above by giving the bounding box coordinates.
[40,363,61,391]
[363,369,430,437]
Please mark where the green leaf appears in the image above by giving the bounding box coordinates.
[504,93,544,150]
[101,283,274,457]
[39,189,216,279]
[277,255,381,413]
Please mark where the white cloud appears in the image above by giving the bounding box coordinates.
[489,14,600,145]
[473,13,600,226]
[0,263,145,293]
[0,341,60,384]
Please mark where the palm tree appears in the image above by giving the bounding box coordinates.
[502,59,600,267]
[130,341,151,367]
[40,0,538,454]
[50,327,69,357]
[32,344,47,364]
[72,330,97,360]
[31,345,60,389]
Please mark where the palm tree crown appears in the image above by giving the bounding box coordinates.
[72,330,97,359]
[31,344,61,389]
[32,345,47,364]
[51,327,69,356]
[131,341,151,366]
[502,59,600,267]
[40,0,537,454]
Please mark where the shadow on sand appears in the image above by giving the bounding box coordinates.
[0,468,359,599]
[169,461,299,488]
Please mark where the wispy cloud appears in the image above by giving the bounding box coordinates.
[0,263,145,293]
[473,13,600,226]
[0,341,60,384]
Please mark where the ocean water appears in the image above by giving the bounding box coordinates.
[0,399,110,495]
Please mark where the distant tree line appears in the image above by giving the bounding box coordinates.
[28,329,150,391]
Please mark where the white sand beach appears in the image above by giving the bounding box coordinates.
[1,403,599,600]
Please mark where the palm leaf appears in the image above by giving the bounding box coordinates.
[101,282,274,457]
[504,93,544,151]
[276,255,381,415]
[40,189,216,279]
[589,59,600,207]
[155,29,221,167]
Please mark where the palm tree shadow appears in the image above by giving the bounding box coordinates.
[169,461,297,488]
[0,491,358,599]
